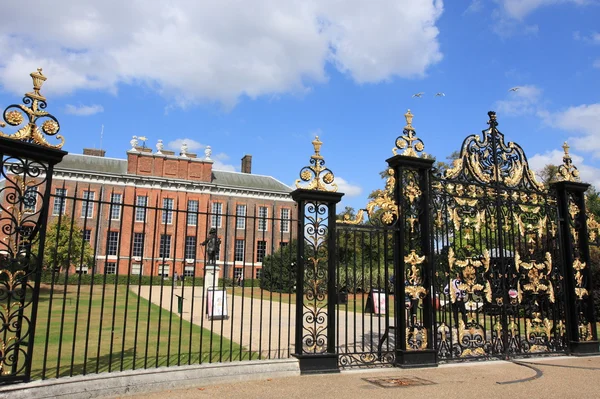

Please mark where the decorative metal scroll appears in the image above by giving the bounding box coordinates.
[0,156,48,379]
[432,111,567,360]
[301,201,329,353]
[296,136,337,192]
[444,111,544,191]
[0,69,64,149]
[566,194,594,341]
[392,109,426,158]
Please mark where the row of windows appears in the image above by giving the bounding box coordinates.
[96,263,263,279]
[98,230,276,262]
[54,190,291,232]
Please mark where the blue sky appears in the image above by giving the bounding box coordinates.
[1,0,599,211]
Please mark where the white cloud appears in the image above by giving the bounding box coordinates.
[166,138,205,153]
[212,152,237,172]
[495,85,543,116]
[64,104,104,116]
[464,0,483,14]
[335,177,363,197]
[544,103,600,157]
[594,59,600,68]
[529,148,600,189]
[0,1,444,107]
[499,0,591,20]
[573,30,600,43]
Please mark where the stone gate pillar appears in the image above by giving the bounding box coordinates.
[292,137,343,373]
[553,143,599,355]
[386,110,437,367]
[0,69,67,384]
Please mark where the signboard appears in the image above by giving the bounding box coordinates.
[364,289,387,315]
[206,289,228,319]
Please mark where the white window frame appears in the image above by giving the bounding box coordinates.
[187,200,199,226]
[234,268,243,280]
[184,236,196,260]
[83,229,92,243]
[105,262,117,275]
[135,196,147,222]
[107,231,119,256]
[234,239,245,262]
[53,188,67,216]
[158,263,170,277]
[131,263,142,275]
[159,234,172,258]
[280,208,290,233]
[255,268,262,279]
[76,265,88,274]
[110,193,122,220]
[236,204,246,230]
[81,190,95,218]
[258,206,268,232]
[211,202,222,228]
[184,265,195,277]
[162,198,174,224]
[132,232,144,258]
[256,240,267,263]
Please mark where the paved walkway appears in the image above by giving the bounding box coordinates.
[118,355,600,399]
[135,286,394,358]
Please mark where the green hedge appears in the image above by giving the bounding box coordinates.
[40,271,261,288]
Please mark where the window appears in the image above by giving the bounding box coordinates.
[105,262,116,275]
[187,200,199,226]
[162,198,174,224]
[81,191,95,218]
[184,266,195,277]
[158,264,170,277]
[234,268,243,280]
[256,240,267,263]
[52,188,67,216]
[159,234,171,258]
[132,232,145,257]
[255,268,262,279]
[236,205,246,229]
[235,239,245,262]
[280,208,290,233]
[107,232,119,256]
[185,236,196,260]
[280,241,289,248]
[135,196,147,222]
[211,202,222,228]
[76,265,88,274]
[258,206,268,231]
[110,193,122,220]
[24,186,37,212]
[131,263,142,275]
[83,229,92,243]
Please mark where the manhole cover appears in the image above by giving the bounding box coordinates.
[363,376,435,388]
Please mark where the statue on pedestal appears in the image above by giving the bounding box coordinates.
[201,227,221,265]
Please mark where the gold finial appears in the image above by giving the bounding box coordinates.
[295,136,337,192]
[0,68,64,149]
[393,109,425,157]
[404,109,414,131]
[557,141,580,182]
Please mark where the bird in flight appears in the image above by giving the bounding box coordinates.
[412,92,424,98]
[435,92,445,97]
[508,87,520,92]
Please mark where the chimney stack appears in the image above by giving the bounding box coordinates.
[241,154,252,174]
[83,148,106,157]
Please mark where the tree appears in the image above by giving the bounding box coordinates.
[537,164,560,188]
[34,216,94,280]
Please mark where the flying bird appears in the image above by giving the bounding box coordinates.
[508,87,520,92]
[435,92,445,97]
[412,92,424,98]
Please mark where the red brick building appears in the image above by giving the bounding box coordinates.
[25,143,294,280]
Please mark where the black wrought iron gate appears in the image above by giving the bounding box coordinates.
[292,110,598,373]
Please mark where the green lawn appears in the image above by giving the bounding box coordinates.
[32,283,253,380]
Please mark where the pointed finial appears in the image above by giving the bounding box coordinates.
[26,68,47,101]
[296,136,337,191]
[393,109,425,157]
[557,141,580,182]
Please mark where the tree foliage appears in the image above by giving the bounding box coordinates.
[34,216,94,275]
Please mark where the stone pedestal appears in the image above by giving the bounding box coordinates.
[203,264,220,298]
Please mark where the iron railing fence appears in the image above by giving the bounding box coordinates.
[27,183,298,380]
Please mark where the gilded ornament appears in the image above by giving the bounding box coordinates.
[392,109,426,158]
[295,136,338,192]
[341,209,365,225]
[556,142,581,182]
[0,68,65,149]
[364,168,399,225]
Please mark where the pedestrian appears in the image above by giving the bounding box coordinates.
[444,273,467,328]
[174,271,179,287]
